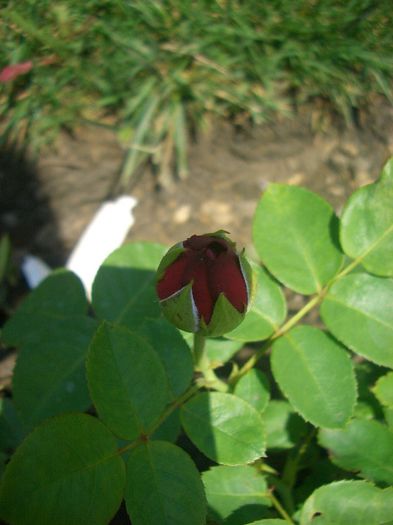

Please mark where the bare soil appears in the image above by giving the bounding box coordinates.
[1,98,392,270]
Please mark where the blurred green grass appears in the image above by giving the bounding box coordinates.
[1,0,392,186]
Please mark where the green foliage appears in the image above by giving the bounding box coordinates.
[373,371,393,408]
[0,399,27,453]
[92,242,167,329]
[202,465,271,523]
[253,184,343,294]
[87,323,170,440]
[2,270,96,431]
[138,318,194,399]
[1,1,393,183]
[233,369,270,413]
[0,158,392,523]
[319,419,393,485]
[181,392,266,466]
[263,401,308,451]
[340,159,393,276]
[2,269,88,345]
[300,481,393,525]
[12,316,97,429]
[0,414,125,525]
[271,326,356,428]
[125,441,206,525]
[321,273,393,367]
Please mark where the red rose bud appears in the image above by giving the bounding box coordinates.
[156,231,252,336]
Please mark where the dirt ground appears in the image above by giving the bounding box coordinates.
[1,97,393,270]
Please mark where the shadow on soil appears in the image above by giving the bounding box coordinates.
[0,144,66,266]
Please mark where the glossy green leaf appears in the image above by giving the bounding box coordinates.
[87,323,169,440]
[125,441,206,525]
[13,316,97,428]
[92,242,167,330]
[2,269,87,346]
[340,158,393,276]
[202,465,271,523]
[181,392,266,465]
[234,369,270,413]
[138,318,193,399]
[271,326,356,428]
[319,419,393,484]
[0,414,125,525]
[373,372,393,408]
[321,273,393,368]
[264,400,308,450]
[300,480,393,525]
[253,184,343,294]
[227,265,286,342]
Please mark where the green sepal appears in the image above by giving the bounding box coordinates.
[202,293,245,337]
[207,230,235,247]
[239,251,254,305]
[156,244,184,282]
[159,282,198,333]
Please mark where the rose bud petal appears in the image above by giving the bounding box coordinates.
[156,231,252,337]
